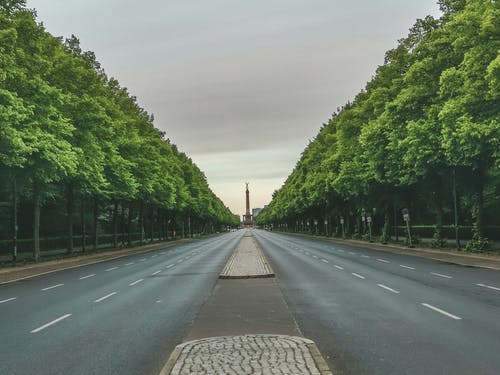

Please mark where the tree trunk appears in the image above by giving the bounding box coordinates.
[127,201,133,246]
[93,197,99,251]
[67,184,74,254]
[113,200,118,248]
[139,200,144,245]
[33,183,41,262]
[12,177,18,262]
[81,197,86,252]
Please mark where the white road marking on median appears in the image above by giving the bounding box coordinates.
[476,283,500,291]
[166,264,175,269]
[94,292,117,303]
[377,258,390,263]
[152,270,161,276]
[377,284,399,294]
[321,259,329,263]
[352,273,365,279]
[421,303,462,320]
[399,265,415,270]
[334,265,344,270]
[125,262,134,266]
[31,314,72,333]
[0,297,17,304]
[129,279,144,286]
[431,272,452,279]
[41,283,64,291]
[105,267,118,272]
[79,274,96,280]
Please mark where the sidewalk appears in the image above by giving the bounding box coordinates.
[161,230,333,375]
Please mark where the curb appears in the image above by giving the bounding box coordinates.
[159,335,333,375]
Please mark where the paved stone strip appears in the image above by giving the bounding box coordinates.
[160,335,332,375]
[220,232,274,278]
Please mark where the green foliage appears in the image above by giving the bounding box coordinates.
[0,3,237,256]
[258,0,499,250]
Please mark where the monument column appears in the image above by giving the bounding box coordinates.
[243,182,253,226]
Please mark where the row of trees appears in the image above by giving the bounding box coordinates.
[0,1,238,261]
[257,0,499,250]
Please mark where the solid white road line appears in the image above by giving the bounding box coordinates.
[476,283,500,291]
[41,283,64,291]
[105,266,118,272]
[421,303,462,320]
[334,265,344,270]
[399,265,415,270]
[94,292,117,303]
[79,274,96,280]
[0,297,17,304]
[377,284,399,294]
[166,264,175,269]
[31,314,72,333]
[321,259,329,263]
[129,279,144,286]
[431,272,452,279]
[352,273,365,279]
[377,258,390,263]
[152,270,161,276]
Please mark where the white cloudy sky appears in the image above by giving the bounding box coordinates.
[27,0,441,216]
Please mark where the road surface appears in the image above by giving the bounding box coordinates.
[254,230,500,375]
[0,231,243,375]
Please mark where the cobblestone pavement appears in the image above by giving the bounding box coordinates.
[220,231,274,278]
[164,335,331,375]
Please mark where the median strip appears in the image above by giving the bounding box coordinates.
[31,314,72,333]
[421,303,461,320]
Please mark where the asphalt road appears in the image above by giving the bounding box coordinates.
[0,231,243,375]
[254,230,500,375]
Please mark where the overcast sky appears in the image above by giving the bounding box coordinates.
[27,0,440,216]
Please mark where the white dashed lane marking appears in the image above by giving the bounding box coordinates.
[399,265,415,270]
[352,273,365,279]
[430,272,452,279]
[0,297,17,304]
[125,262,134,266]
[361,255,370,258]
[152,270,162,276]
[79,274,96,280]
[377,259,390,264]
[377,284,399,294]
[41,284,64,291]
[31,314,72,333]
[476,283,500,291]
[166,264,175,269]
[129,279,144,286]
[321,259,329,263]
[94,292,117,303]
[105,267,118,272]
[421,303,462,320]
[334,265,344,270]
